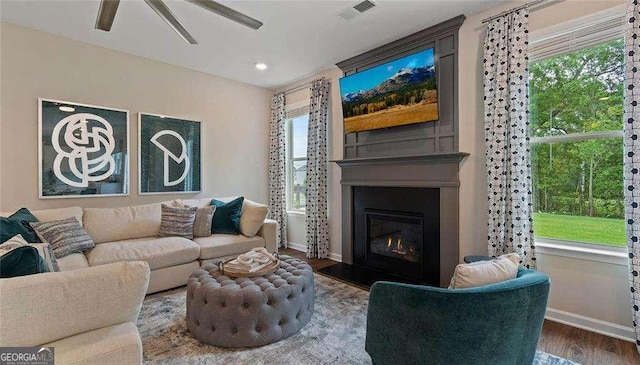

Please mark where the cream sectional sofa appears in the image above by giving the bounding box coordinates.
[3,197,277,294]
[0,261,150,364]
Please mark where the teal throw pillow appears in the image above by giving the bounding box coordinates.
[211,197,244,234]
[0,208,41,244]
[0,245,45,278]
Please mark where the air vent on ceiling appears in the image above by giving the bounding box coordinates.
[338,0,377,21]
[353,0,376,13]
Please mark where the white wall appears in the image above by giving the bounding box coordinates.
[0,23,272,211]
[281,0,634,341]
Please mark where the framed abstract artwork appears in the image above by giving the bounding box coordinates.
[138,113,201,194]
[38,98,130,199]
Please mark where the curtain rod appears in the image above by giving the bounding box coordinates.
[282,77,326,95]
[481,0,547,24]
[283,83,309,95]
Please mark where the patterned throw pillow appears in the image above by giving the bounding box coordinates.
[192,205,216,238]
[0,234,59,272]
[30,217,95,259]
[173,201,216,238]
[158,205,198,239]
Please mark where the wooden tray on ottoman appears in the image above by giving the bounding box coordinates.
[218,258,281,278]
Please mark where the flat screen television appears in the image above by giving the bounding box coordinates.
[339,47,438,134]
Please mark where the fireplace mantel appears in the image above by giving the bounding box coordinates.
[333,152,469,190]
[334,152,468,287]
[332,152,469,167]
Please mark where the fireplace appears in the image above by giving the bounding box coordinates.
[330,15,465,288]
[334,153,466,288]
[353,186,440,285]
[367,210,423,264]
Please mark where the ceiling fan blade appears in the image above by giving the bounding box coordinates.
[95,0,121,31]
[184,0,263,30]
[144,0,198,44]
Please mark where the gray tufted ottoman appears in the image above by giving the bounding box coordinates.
[186,255,314,347]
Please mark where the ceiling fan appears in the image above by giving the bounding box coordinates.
[95,0,263,45]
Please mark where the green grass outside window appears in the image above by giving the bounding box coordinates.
[533,212,625,247]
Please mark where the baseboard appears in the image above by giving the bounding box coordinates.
[328,252,342,262]
[286,242,342,262]
[287,242,307,252]
[545,307,636,343]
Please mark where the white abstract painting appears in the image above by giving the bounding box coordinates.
[139,113,201,194]
[39,99,129,198]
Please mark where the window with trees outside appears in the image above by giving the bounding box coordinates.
[286,113,309,212]
[530,38,624,247]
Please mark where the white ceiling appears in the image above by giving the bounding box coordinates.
[0,0,504,89]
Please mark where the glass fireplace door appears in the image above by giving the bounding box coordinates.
[364,209,424,279]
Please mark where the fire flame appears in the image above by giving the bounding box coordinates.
[388,236,407,255]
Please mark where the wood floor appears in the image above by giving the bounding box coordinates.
[280,248,640,365]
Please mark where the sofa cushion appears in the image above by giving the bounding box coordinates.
[43,322,142,365]
[0,261,149,347]
[85,237,199,270]
[177,198,212,208]
[194,234,266,260]
[56,253,90,271]
[32,206,84,226]
[83,203,162,244]
[239,200,269,237]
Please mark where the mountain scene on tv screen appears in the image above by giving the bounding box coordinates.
[340,48,439,134]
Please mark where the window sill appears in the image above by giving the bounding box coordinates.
[287,211,306,217]
[535,238,628,266]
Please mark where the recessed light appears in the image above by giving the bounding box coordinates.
[255,62,268,70]
[59,106,75,112]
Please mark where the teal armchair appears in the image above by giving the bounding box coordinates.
[365,269,550,365]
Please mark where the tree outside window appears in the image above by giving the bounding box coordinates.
[529,38,624,247]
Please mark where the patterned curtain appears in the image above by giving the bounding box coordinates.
[306,78,331,259]
[624,0,640,353]
[268,93,287,248]
[483,8,536,269]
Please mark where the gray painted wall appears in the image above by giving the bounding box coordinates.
[337,15,465,159]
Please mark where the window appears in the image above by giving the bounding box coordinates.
[529,38,624,247]
[286,110,309,212]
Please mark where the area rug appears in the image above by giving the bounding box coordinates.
[138,274,578,365]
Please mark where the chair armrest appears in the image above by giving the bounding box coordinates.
[0,261,150,346]
[258,218,278,254]
[366,282,448,364]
